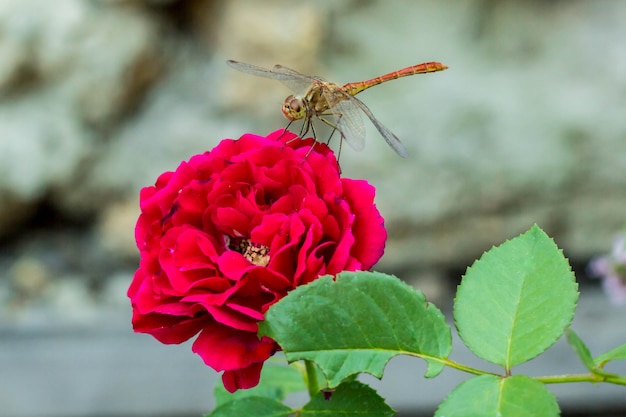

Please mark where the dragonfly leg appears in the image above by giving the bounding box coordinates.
[280,120,294,141]
[282,117,317,159]
[325,128,338,146]
[309,118,318,141]
[284,117,312,145]
[303,141,317,159]
[301,116,313,139]
[302,119,319,158]
[284,119,307,145]
[317,114,343,160]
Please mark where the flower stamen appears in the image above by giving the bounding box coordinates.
[226,236,270,266]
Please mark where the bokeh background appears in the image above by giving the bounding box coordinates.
[1,0,625,416]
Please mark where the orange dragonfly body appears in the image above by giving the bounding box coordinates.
[227,60,448,157]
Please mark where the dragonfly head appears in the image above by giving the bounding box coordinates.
[282,95,307,121]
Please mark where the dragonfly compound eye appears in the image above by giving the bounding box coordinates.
[282,95,306,121]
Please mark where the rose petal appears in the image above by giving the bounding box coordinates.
[341,178,387,269]
[132,310,211,344]
[192,323,275,371]
[221,362,265,393]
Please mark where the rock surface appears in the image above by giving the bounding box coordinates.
[1,0,624,261]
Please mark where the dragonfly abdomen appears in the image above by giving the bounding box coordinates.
[342,61,448,96]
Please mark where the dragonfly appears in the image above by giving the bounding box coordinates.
[226,59,448,157]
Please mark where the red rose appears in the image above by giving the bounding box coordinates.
[127,130,387,392]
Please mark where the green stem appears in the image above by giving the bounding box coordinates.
[536,373,626,385]
[430,356,626,386]
[536,373,601,384]
[304,359,319,398]
[433,357,502,377]
[606,376,626,386]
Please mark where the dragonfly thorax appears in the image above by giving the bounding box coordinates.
[282,95,308,121]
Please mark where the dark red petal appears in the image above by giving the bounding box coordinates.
[204,304,259,332]
[221,363,264,393]
[341,179,387,269]
[131,310,210,344]
[192,323,275,371]
[159,227,221,294]
[217,251,253,281]
[214,206,251,236]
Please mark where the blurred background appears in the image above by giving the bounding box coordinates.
[1,0,625,416]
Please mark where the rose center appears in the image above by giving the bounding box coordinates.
[226,237,270,267]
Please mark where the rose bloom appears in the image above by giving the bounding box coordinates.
[128,130,387,392]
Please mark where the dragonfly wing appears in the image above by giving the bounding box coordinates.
[342,94,409,157]
[332,99,366,152]
[271,65,323,95]
[227,60,318,94]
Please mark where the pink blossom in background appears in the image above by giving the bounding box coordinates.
[588,235,626,306]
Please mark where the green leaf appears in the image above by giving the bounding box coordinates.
[302,380,395,417]
[259,271,452,388]
[565,328,595,371]
[565,329,623,379]
[435,374,560,417]
[595,343,626,368]
[454,224,578,369]
[205,396,292,417]
[213,362,306,406]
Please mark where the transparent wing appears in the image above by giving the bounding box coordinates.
[332,99,366,152]
[341,93,409,157]
[226,60,321,95]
